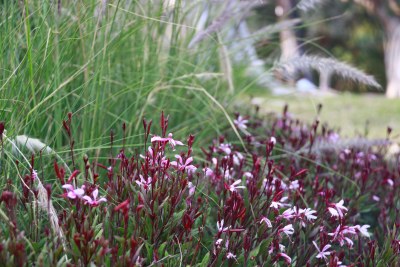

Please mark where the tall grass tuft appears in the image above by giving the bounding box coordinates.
[0,0,239,166]
[276,55,382,89]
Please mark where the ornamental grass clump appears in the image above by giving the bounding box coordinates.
[1,109,400,266]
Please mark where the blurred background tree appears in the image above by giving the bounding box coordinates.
[351,0,400,98]
[249,0,398,97]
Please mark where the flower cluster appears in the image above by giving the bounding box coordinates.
[1,110,399,266]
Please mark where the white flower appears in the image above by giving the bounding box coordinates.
[344,237,354,247]
[243,172,253,179]
[260,216,272,228]
[328,200,348,218]
[270,197,289,209]
[188,182,196,196]
[354,224,370,238]
[281,224,294,236]
[277,252,291,264]
[233,152,244,166]
[226,252,236,260]
[216,219,230,233]
[224,169,232,180]
[328,207,339,218]
[300,208,317,221]
[234,115,248,130]
[270,136,277,145]
[228,180,246,192]
[289,180,300,190]
[312,241,331,260]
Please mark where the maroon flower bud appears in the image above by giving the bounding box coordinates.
[182,213,194,231]
[67,170,80,183]
[1,191,16,207]
[114,199,130,212]
[45,184,52,200]
[0,121,4,136]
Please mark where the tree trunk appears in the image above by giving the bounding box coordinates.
[319,69,332,91]
[277,0,300,61]
[384,18,400,98]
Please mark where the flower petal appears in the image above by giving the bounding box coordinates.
[82,196,92,203]
[92,189,99,200]
[62,184,74,191]
[67,192,77,199]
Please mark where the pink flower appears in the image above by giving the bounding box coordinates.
[151,133,184,150]
[136,175,152,190]
[227,180,246,192]
[62,184,85,199]
[170,155,197,174]
[372,195,380,202]
[328,225,357,247]
[280,207,296,220]
[289,180,300,190]
[203,167,214,177]
[82,189,107,207]
[140,146,165,166]
[312,241,331,261]
[32,169,38,180]
[188,182,196,196]
[219,143,231,155]
[260,216,272,228]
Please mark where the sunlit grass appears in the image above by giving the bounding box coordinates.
[239,90,400,140]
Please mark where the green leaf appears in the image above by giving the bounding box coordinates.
[198,252,209,267]
[258,238,273,257]
[158,196,170,211]
[173,209,185,222]
[144,241,154,259]
[249,244,260,259]
[114,235,126,244]
[159,242,167,257]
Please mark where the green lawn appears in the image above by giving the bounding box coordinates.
[239,91,400,141]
